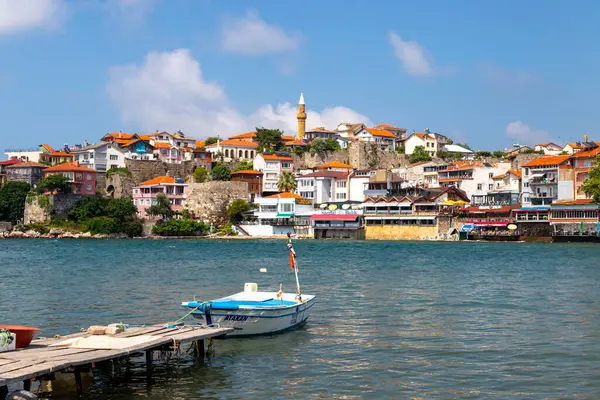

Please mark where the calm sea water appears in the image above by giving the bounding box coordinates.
[2,239,600,399]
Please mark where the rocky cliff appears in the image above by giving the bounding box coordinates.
[184,181,249,226]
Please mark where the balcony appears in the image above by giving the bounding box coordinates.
[363,189,389,196]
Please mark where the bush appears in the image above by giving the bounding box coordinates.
[36,174,72,194]
[24,223,50,234]
[193,166,209,183]
[117,220,143,237]
[211,163,232,181]
[106,167,131,178]
[83,217,117,235]
[227,199,251,223]
[67,196,108,222]
[152,219,208,236]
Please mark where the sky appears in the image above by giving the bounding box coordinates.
[1,0,600,156]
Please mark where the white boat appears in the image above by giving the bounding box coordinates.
[181,234,316,337]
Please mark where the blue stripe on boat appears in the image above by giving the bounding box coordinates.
[191,302,315,319]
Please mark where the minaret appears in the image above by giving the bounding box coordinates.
[297,92,306,140]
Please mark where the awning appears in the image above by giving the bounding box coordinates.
[530,173,546,179]
[311,214,359,221]
[364,216,435,221]
[276,213,293,218]
[473,222,510,227]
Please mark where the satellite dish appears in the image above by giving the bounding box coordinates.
[319,203,328,209]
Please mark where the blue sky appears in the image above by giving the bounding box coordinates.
[1,0,599,156]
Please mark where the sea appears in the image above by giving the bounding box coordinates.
[2,239,600,399]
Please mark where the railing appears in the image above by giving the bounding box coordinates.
[5,148,38,153]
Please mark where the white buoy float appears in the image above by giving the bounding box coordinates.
[259,268,267,273]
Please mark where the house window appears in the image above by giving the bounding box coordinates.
[86,174,92,181]
[336,181,347,188]
[110,155,118,161]
[74,154,80,161]
[282,162,291,168]
[110,164,118,169]
[489,172,493,178]
[336,193,347,200]
[89,153,94,159]
[86,185,92,191]
[524,182,529,188]
[477,183,482,190]
[281,203,294,212]
[488,184,493,190]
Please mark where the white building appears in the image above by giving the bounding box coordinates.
[521,155,573,206]
[241,192,314,236]
[334,123,366,141]
[534,142,563,155]
[438,160,511,202]
[206,139,258,162]
[443,144,474,159]
[471,169,522,206]
[149,131,196,150]
[71,142,126,173]
[354,127,396,151]
[4,147,41,163]
[253,153,294,193]
[562,142,585,155]
[404,132,440,156]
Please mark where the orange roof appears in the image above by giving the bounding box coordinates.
[195,140,205,148]
[265,192,305,199]
[285,139,308,146]
[229,132,256,140]
[139,176,179,186]
[319,161,354,169]
[492,174,506,179]
[509,169,522,178]
[260,154,293,161]
[442,160,483,171]
[566,142,585,149]
[107,132,134,140]
[365,128,395,138]
[137,134,153,141]
[571,144,600,158]
[44,151,73,157]
[121,139,141,146]
[41,144,55,152]
[552,199,594,205]
[6,161,47,169]
[522,155,570,167]
[45,162,95,173]
[307,127,336,133]
[206,139,258,148]
[281,135,296,141]
[231,170,263,175]
[153,142,173,149]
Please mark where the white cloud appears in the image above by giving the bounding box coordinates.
[506,121,553,145]
[220,10,300,55]
[107,49,371,138]
[389,32,433,76]
[0,0,66,34]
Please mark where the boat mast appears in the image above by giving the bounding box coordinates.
[287,233,302,301]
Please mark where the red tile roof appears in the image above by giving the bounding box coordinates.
[41,144,55,152]
[365,128,396,138]
[281,135,296,142]
[0,159,23,166]
[44,162,95,173]
[285,139,308,146]
[206,139,259,148]
[301,171,350,179]
[552,199,594,205]
[374,123,401,130]
[231,170,263,175]
[319,161,354,169]
[571,144,600,158]
[260,154,293,161]
[44,151,73,157]
[153,142,173,149]
[509,169,522,178]
[139,176,179,186]
[264,192,305,199]
[6,161,46,168]
[106,132,135,140]
[522,155,570,167]
[195,140,205,148]
[307,127,335,133]
[229,132,256,140]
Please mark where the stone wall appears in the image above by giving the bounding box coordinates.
[0,222,12,233]
[365,224,438,240]
[124,159,199,186]
[185,181,249,226]
[105,172,137,199]
[512,153,541,170]
[292,142,409,170]
[24,194,83,224]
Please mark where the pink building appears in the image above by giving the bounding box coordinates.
[253,153,294,194]
[132,175,187,218]
[44,161,96,195]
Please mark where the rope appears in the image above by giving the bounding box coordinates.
[163,302,206,328]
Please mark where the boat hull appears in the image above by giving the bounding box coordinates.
[189,296,316,337]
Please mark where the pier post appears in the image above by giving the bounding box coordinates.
[74,368,83,394]
[0,386,7,400]
[23,378,31,391]
[193,340,205,363]
[145,350,153,377]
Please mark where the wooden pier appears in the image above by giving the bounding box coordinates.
[0,324,233,399]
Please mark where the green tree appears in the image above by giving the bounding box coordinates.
[277,171,297,192]
[581,155,600,203]
[212,163,232,181]
[436,149,450,159]
[67,196,108,221]
[146,193,173,219]
[476,151,492,157]
[446,138,454,145]
[492,150,506,158]
[396,144,406,154]
[36,174,73,194]
[324,139,341,151]
[256,127,283,152]
[227,199,251,223]
[106,197,137,221]
[205,136,219,145]
[0,181,31,224]
[193,166,209,182]
[234,160,254,172]
[408,146,432,164]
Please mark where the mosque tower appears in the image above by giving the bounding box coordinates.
[297,93,306,140]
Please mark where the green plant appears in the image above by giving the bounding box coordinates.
[492,151,506,158]
[255,127,283,152]
[67,196,108,221]
[205,136,219,146]
[105,197,137,220]
[152,219,208,236]
[36,174,73,194]
[146,193,173,219]
[408,146,432,164]
[117,220,143,237]
[211,163,232,181]
[193,166,209,182]
[83,216,117,234]
[233,160,254,172]
[227,199,251,223]
[215,223,236,236]
[277,171,297,192]
[106,167,131,178]
[0,181,31,224]
[581,155,600,203]
[37,195,52,212]
[24,223,50,235]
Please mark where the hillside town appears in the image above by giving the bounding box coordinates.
[1,94,600,242]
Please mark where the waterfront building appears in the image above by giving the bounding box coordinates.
[150,130,196,150]
[395,161,442,186]
[253,153,293,195]
[231,170,263,202]
[422,163,448,188]
[534,142,563,155]
[457,204,520,240]
[44,161,97,195]
[354,127,397,151]
[298,162,354,204]
[70,142,126,172]
[549,199,600,241]
[6,161,47,187]
[0,158,23,186]
[471,169,521,206]
[242,192,314,236]
[438,160,511,202]
[132,175,187,219]
[364,170,405,197]
[513,206,551,240]
[521,155,573,206]
[570,142,600,200]
[311,206,363,239]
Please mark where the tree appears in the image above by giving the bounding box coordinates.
[396,145,406,154]
[106,198,137,221]
[212,163,232,181]
[205,136,219,145]
[476,151,492,157]
[36,174,73,194]
[213,151,224,163]
[227,199,251,224]
[324,139,341,151]
[492,151,506,158]
[146,193,173,219]
[446,138,454,145]
[581,155,600,203]
[193,166,209,183]
[277,171,297,192]
[234,160,254,172]
[309,138,328,155]
[436,149,450,159]
[255,127,283,152]
[67,196,108,221]
[409,146,432,164]
[0,181,31,224]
